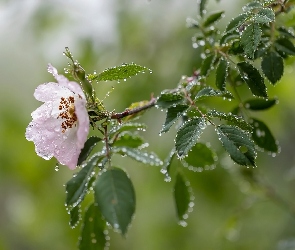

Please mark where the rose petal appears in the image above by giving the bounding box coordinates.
[26,65,90,170]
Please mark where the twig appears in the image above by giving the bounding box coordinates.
[110,95,156,120]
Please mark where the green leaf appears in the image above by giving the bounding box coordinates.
[69,205,81,229]
[216,125,256,166]
[225,14,248,33]
[174,173,191,221]
[200,54,216,76]
[160,148,176,182]
[112,132,144,148]
[78,136,102,166]
[175,117,207,158]
[97,63,150,82]
[78,203,107,250]
[66,154,102,207]
[203,10,224,27]
[156,92,184,109]
[274,38,295,56]
[195,87,234,101]
[240,23,261,59]
[160,104,189,133]
[220,32,239,45]
[277,27,295,38]
[261,51,284,84]
[181,143,217,171]
[237,61,267,98]
[110,122,147,135]
[114,147,163,166]
[199,0,208,17]
[229,40,244,55]
[94,167,135,235]
[243,1,263,11]
[253,8,275,24]
[250,118,279,153]
[216,59,229,91]
[244,98,277,111]
[208,110,252,131]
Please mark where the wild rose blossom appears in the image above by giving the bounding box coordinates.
[25,64,89,169]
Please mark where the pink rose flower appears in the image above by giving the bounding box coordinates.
[26,64,90,169]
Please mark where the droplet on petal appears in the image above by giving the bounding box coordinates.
[26,64,90,170]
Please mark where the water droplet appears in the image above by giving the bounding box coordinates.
[55,164,59,171]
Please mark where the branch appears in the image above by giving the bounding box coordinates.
[110,95,156,120]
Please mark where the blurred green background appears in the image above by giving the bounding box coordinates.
[1,0,295,249]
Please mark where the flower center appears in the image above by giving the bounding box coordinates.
[57,96,78,133]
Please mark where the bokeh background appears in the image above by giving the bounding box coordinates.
[1,0,295,249]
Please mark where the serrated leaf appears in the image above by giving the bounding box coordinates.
[181,143,216,170]
[244,98,277,110]
[261,51,284,84]
[175,117,207,158]
[240,23,262,59]
[208,110,252,131]
[69,205,81,228]
[200,54,216,76]
[174,173,191,221]
[94,167,135,236]
[237,61,267,98]
[66,154,103,207]
[78,136,102,166]
[112,132,144,148]
[199,0,208,17]
[160,104,189,133]
[156,92,184,109]
[253,8,275,23]
[216,59,229,91]
[160,148,176,181]
[225,14,248,33]
[203,10,224,27]
[97,63,150,82]
[78,203,107,250]
[250,118,278,153]
[274,38,295,56]
[195,87,234,101]
[114,147,163,166]
[216,125,256,166]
